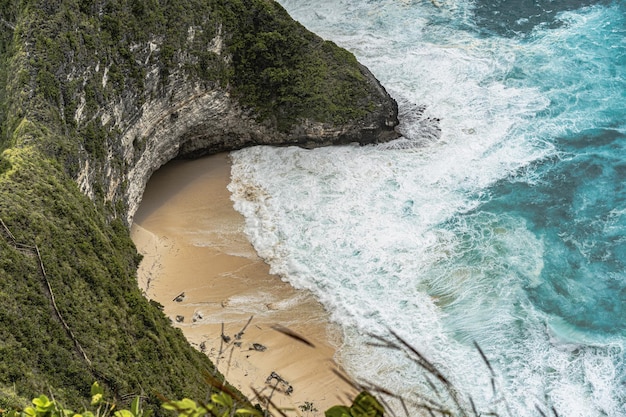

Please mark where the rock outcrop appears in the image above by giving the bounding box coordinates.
[119,62,397,224]
[48,0,400,225]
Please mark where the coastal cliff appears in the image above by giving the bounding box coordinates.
[0,0,398,412]
[1,0,398,224]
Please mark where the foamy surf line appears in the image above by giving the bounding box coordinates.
[229,1,626,416]
[228,144,553,415]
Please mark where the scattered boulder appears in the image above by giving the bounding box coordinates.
[192,311,203,322]
[250,343,267,352]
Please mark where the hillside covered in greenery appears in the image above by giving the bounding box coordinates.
[0,0,398,414]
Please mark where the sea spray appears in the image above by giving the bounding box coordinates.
[228,1,626,415]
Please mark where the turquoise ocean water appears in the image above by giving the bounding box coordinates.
[228,1,626,415]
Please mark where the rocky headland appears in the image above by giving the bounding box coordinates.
[0,0,398,412]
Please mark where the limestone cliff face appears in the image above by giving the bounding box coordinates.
[104,63,398,225]
[44,1,400,226]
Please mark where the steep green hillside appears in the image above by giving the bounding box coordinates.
[0,0,397,413]
[0,147,226,412]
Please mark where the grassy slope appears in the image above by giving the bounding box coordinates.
[0,3,227,413]
[0,146,228,413]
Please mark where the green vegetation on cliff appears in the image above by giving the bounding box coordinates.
[0,147,231,412]
[0,0,397,414]
[225,0,374,128]
[2,0,382,157]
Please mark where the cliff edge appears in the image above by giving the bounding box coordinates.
[1,0,398,224]
[0,0,398,412]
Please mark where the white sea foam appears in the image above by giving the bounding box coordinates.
[226,1,626,415]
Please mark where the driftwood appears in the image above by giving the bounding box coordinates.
[265,371,293,396]
[235,315,253,340]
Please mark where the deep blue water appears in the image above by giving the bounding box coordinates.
[228,1,626,415]
[485,128,626,338]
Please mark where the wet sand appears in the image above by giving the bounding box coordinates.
[130,153,357,416]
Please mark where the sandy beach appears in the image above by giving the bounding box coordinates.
[130,153,357,416]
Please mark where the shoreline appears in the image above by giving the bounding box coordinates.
[130,153,357,415]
